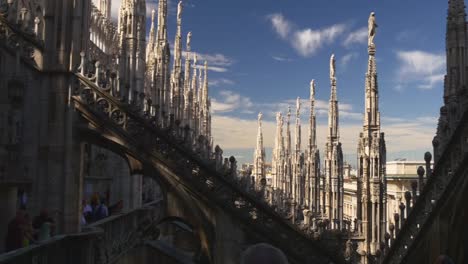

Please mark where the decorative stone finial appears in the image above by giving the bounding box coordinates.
[417,166,425,177]
[424,152,432,163]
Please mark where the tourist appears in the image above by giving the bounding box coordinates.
[32,209,55,241]
[21,213,35,247]
[89,193,100,222]
[82,199,93,225]
[91,197,109,221]
[240,243,289,264]
[5,210,26,252]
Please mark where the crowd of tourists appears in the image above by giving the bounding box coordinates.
[81,193,123,225]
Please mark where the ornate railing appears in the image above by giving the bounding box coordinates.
[0,13,43,69]
[71,71,344,264]
[85,200,163,264]
[0,231,101,264]
[0,201,163,264]
[383,107,468,263]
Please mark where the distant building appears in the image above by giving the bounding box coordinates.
[343,160,433,233]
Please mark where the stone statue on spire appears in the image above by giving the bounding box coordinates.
[330,54,336,79]
[368,12,378,46]
[187,31,192,50]
[296,97,301,116]
[177,1,183,21]
[258,112,263,126]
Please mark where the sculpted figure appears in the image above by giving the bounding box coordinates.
[296,97,301,114]
[258,112,263,125]
[330,54,336,79]
[177,1,183,21]
[187,32,192,49]
[368,12,378,46]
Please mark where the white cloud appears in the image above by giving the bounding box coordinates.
[268,13,293,39]
[212,90,254,114]
[193,52,233,67]
[209,78,235,87]
[343,27,368,46]
[105,0,172,21]
[272,56,292,62]
[340,52,359,68]
[292,24,347,57]
[395,50,445,90]
[267,13,346,57]
[194,65,229,73]
[189,52,234,72]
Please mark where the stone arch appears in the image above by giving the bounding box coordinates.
[76,125,216,263]
[155,216,201,257]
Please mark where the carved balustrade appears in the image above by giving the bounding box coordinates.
[89,3,118,68]
[0,9,43,68]
[0,231,101,264]
[0,201,163,264]
[0,0,44,40]
[72,67,343,263]
[384,108,468,263]
[85,200,163,264]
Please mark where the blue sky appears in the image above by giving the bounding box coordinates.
[104,0,448,166]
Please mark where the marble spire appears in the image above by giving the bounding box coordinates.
[308,80,317,154]
[202,61,210,139]
[253,112,266,190]
[307,80,320,212]
[154,0,171,124]
[357,12,387,259]
[272,112,284,190]
[157,0,168,43]
[293,97,302,205]
[146,9,157,61]
[183,32,192,127]
[118,0,146,99]
[170,1,184,121]
[285,106,292,197]
[191,55,199,138]
[364,25,380,131]
[324,53,343,230]
[173,1,183,73]
[328,54,339,142]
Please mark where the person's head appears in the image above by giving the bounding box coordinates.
[91,193,99,206]
[240,243,289,264]
[433,255,454,264]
